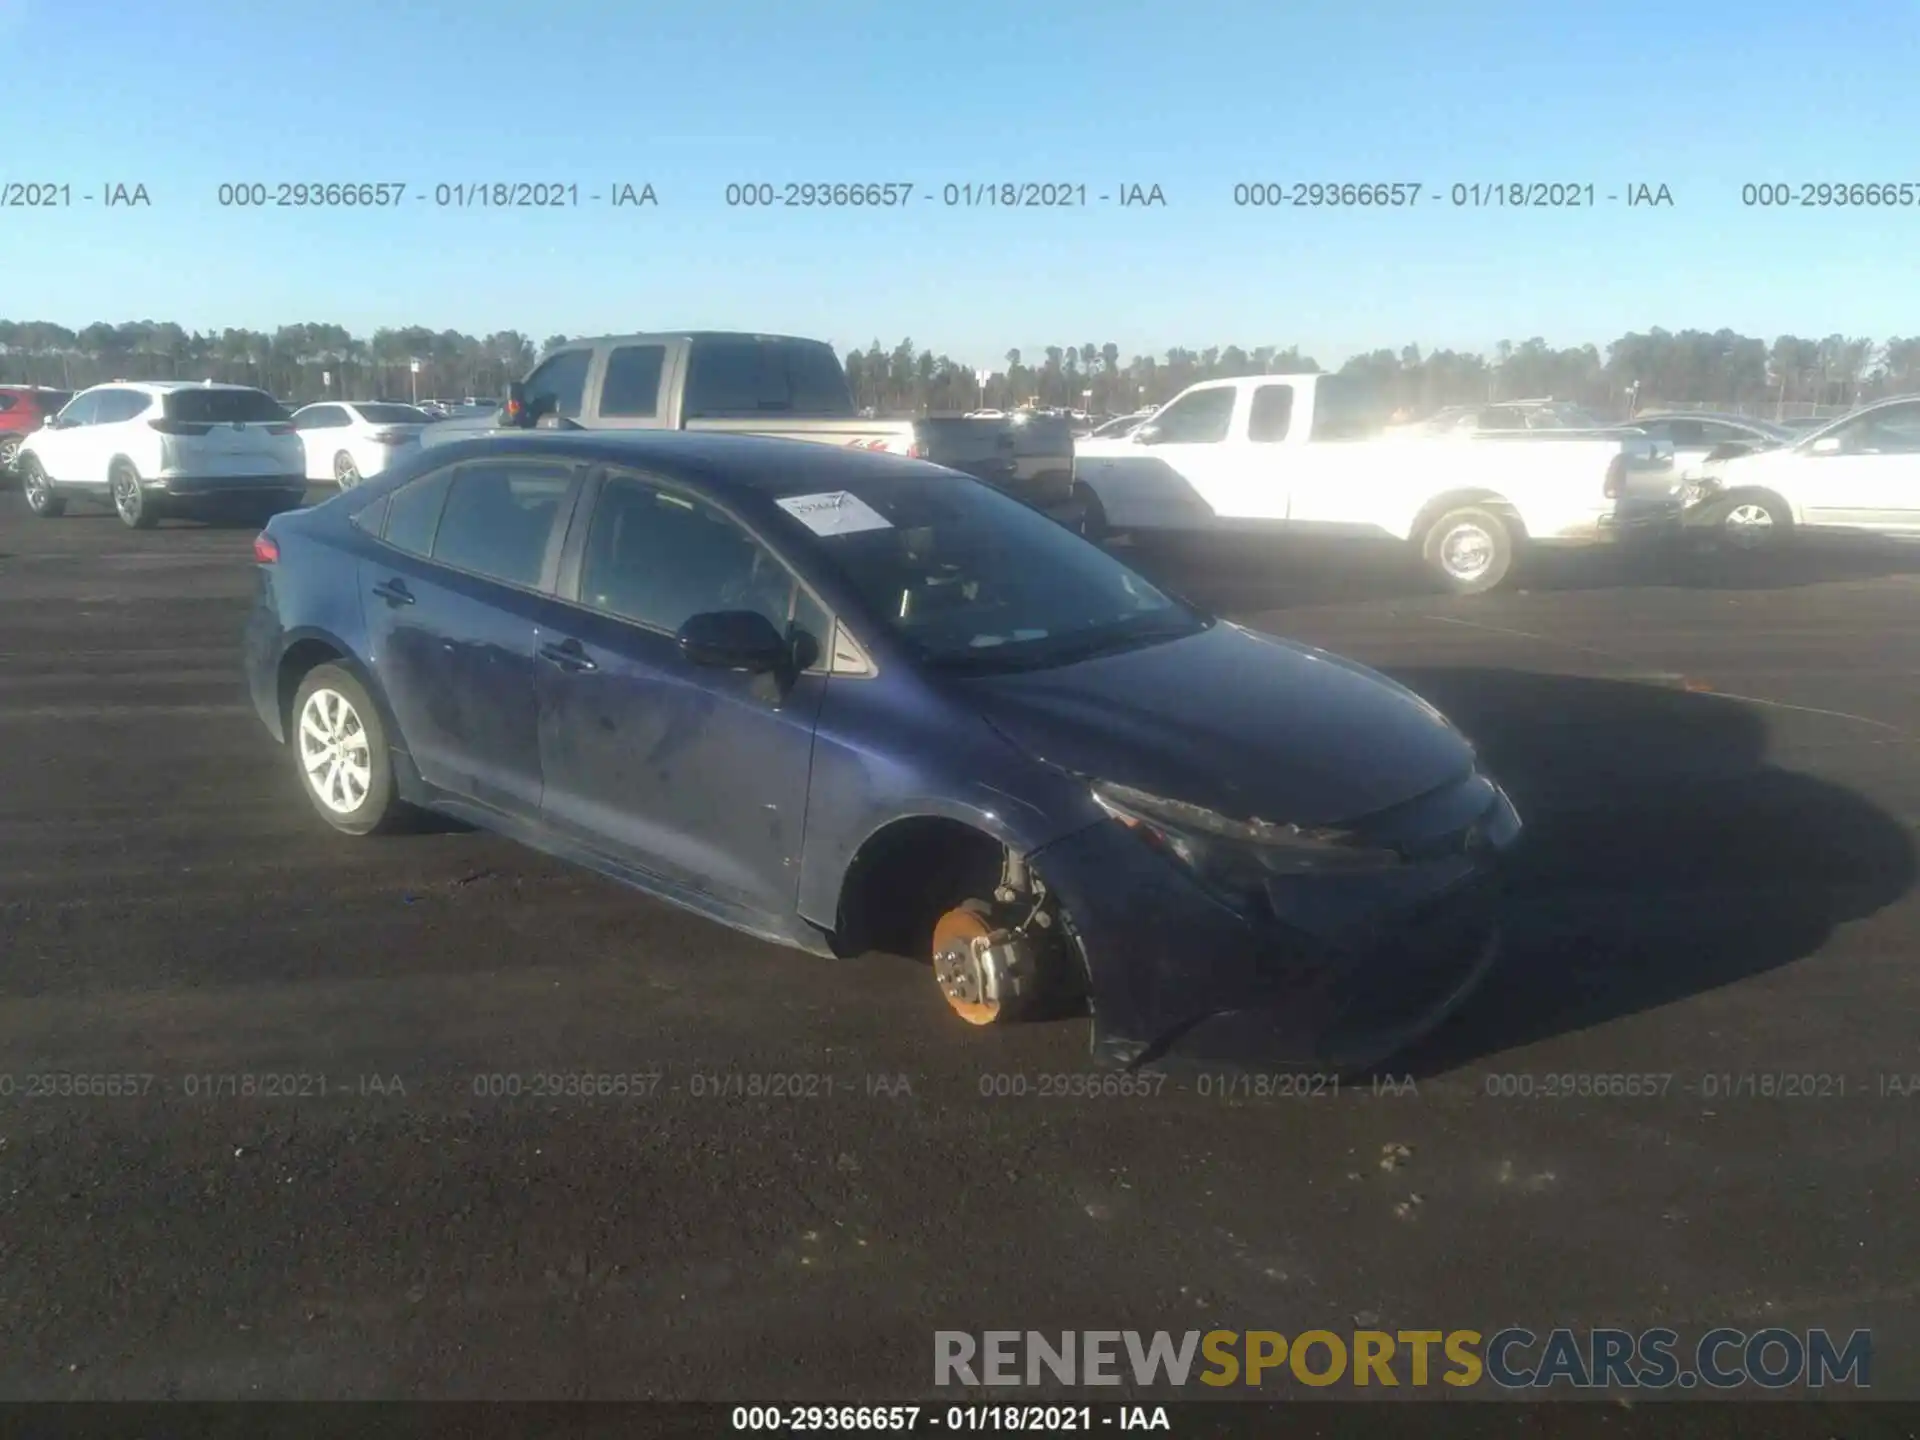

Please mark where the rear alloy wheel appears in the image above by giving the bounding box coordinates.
[111,462,157,529]
[291,664,399,835]
[333,452,361,488]
[17,456,64,517]
[1718,493,1791,551]
[931,899,1038,1026]
[1421,505,1515,594]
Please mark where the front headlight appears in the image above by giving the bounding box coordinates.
[1091,781,1403,880]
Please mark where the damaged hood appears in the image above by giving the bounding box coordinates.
[958,622,1476,827]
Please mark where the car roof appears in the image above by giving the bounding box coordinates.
[84,380,268,394]
[552,330,832,349]
[419,429,942,498]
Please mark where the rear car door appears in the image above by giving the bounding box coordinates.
[294,404,353,481]
[536,470,831,919]
[359,454,585,815]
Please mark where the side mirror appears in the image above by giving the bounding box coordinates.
[1810,435,1843,455]
[1132,424,1162,445]
[677,610,789,673]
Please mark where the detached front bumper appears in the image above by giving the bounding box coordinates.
[1032,774,1522,1073]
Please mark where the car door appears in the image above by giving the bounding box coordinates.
[294,404,350,481]
[1119,385,1248,520]
[1795,401,1920,532]
[358,453,585,815]
[32,391,100,481]
[536,469,831,920]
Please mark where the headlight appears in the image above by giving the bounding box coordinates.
[1091,781,1403,880]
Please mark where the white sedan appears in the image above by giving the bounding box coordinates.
[1688,394,1920,546]
[289,401,433,487]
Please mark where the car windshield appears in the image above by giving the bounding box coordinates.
[165,388,287,423]
[768,472,1209,673]
[357,403,431,424]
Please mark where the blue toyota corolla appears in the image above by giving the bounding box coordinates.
[244,431,1521,1069]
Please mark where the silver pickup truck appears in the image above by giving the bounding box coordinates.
[426,331,1077,510]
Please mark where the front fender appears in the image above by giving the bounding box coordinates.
[1074,456,1219,531]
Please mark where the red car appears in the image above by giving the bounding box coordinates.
[0,386,72,473]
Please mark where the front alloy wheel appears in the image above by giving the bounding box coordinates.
[18,456,64,517]
[1720,497,1788,550]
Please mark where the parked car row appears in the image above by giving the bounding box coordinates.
[1069,376,1920,591]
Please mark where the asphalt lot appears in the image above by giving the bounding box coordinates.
[1,489,1918,1403]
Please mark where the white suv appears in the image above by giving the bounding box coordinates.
[16,381,307,528]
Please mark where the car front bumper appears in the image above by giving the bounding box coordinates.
[1030,775,1522,1073]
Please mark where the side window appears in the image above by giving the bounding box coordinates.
[523,349,593,419]
[1696,421,1750,445]
[1247,385,1295,443]
[1476,406,1525,429]
[1150,388,1235,444]
[578,476,800,638]
[1662,419,1707,446]
[381,466,457,557]
[599,345,667,418]
[0,395,16,413]
[57,392,102,427]
[300,405,348,430]
[1834,402,1920,455]
[351,495,390,536]
[430,460,577,587]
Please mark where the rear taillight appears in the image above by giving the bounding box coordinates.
[267,422,296,435]
[149,418,213,436]
[370,428,412,444]
[252,533,279,564]
[1603,455,1626,500]
[906,441,927,459]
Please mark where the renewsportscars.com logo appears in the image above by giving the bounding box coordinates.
[934,1328,1872,1391]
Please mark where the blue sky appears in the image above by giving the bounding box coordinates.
[8,0,1918,368]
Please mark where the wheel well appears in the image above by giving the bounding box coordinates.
[1409,489,1525,545]
[833,817,1008,958]
[1717,485,1795,519]
[277,639,348,739]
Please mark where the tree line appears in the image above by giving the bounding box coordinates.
[2,319,1915,420]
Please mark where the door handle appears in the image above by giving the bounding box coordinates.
[371,578,414,605]
[539,639,597,673]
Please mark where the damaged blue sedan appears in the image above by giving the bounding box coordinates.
[244,431,1521,1070]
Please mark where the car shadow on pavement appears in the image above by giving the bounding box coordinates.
[1370,667,1917,1076]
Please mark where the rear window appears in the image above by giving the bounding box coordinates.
[682,339,853,419]
[165,388,288,423]
[356,404,431,424]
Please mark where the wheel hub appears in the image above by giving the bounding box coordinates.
[1442,524,1493,578]
[931,905,1037,1025]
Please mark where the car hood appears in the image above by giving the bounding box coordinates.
[957,622,1477,827]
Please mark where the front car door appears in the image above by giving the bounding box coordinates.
[536,469,831,923]
[358,453,584,815]
[33,390,101,483]
[1794,400,1920,533]
[1092,384,1244,527]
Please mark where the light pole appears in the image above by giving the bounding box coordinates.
[976,368,989,410]
[409,358,421,405]
[1081,387,1092,419]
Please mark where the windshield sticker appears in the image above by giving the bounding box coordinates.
[775,491,894,536]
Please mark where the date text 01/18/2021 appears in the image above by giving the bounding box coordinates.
[721,182,1167,208]
[1229,181,1675,208]
[729,1406,1169,1432]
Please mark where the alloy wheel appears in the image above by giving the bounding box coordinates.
[298,687,373,815]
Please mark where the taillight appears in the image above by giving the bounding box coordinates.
[267,422,296,435]
[370,428,411,444]
[149,418,213,436]
[252,533,279,564]
[906,440,927,460]
[1603,455,1626,500]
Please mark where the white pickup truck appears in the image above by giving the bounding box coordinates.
[1070,374,1681,593]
